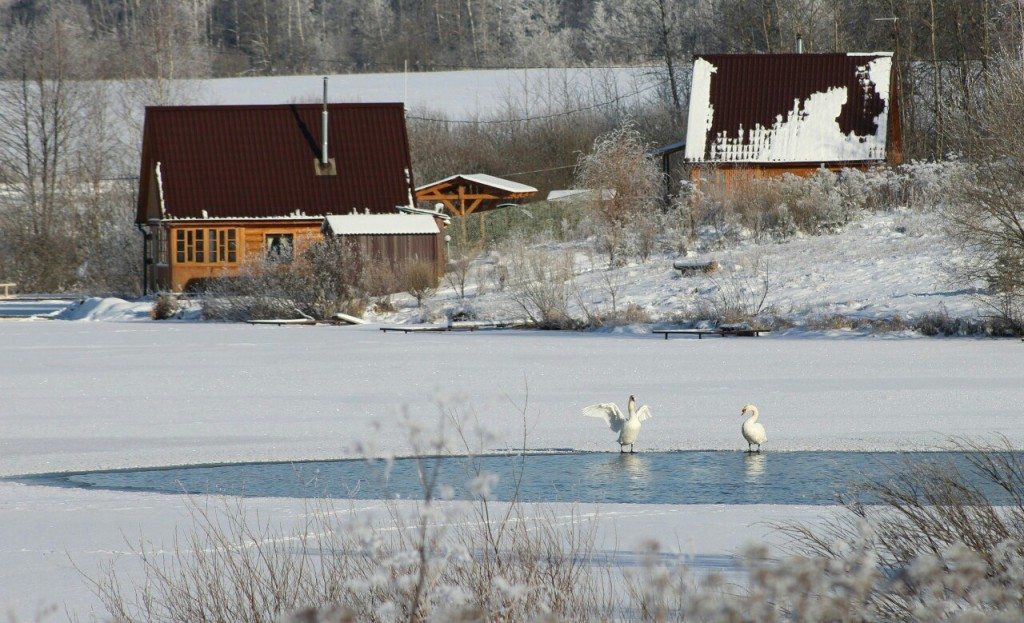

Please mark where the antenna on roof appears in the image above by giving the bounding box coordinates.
[321,77,329,165]
[796,34,803,53]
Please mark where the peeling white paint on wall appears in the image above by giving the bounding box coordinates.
[685,54,893,164]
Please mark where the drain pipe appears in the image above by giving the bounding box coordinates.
[135,222,150,296]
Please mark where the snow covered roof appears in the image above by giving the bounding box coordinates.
[684,53,898,165]
[415,173,537,194]
[323,213,439,235]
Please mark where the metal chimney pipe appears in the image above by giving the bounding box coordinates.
[321,76,329,165]
[796,35,803,53]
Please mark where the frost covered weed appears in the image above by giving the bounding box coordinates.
[503,241,579,329]
[781,438,1024,621]
[626,531,1024,622]
[694,162,965,245]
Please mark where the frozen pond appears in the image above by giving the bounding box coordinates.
[14,451,1018,505]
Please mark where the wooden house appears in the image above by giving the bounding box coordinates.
[682,53,902,193]
[135,102,417,292]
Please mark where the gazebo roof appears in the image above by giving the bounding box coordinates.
[414,173,538,217]
[415,173,537,195]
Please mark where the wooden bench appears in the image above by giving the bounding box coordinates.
[654,327,770,340]
[0,282,15,299]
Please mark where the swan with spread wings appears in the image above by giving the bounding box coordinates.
[582,395,652,453]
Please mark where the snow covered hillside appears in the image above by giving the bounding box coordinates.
[377,209,981,331]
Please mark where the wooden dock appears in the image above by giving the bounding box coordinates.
[654,326,770,340]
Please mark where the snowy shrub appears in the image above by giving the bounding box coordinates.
[363,262,401,314]
[575,124,663,266]
[200,237,367,321]
[606,302,651,326]
[149,293,179,320]
[694,254,775,325]
[504,242,578,329]
[443,248,481,300]
[398,260,439,308]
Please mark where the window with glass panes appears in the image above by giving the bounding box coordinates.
[174,228,238,264]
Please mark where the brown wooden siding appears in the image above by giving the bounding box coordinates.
[346,233,443,276]
[163,221,322,291]
[158,221,443,292]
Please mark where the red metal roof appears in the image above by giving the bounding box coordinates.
[685,53,898,164]
[137,103,415,222]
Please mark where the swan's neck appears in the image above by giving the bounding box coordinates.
[628,398,636,418]
[744,408,759,424]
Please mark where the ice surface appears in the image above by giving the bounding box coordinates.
[3,322,1021,480]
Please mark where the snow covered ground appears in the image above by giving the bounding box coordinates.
[1,319,1022,617]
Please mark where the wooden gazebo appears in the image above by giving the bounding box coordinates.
[414,173,538,240]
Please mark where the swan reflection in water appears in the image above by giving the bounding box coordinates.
[744,452,766,482]
[617,453,651,482]
[588,453,652,485]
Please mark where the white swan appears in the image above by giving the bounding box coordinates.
[583,395,652,453]
[741,404,767,453]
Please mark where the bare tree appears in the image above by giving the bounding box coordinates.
[575,124,663,266]
[943,53,1024,333]
[0,3,91,291]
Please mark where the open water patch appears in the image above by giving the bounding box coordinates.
[11,451,1020,506]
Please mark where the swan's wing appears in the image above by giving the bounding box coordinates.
[635,405,652,423]
[582,403,625,432]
